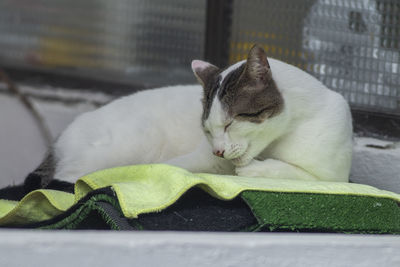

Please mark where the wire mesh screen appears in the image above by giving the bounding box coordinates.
[0,0,206,87]
[229,0,400,115]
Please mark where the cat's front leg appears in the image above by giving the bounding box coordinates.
[164,138,234,174]
[235,159,319,181]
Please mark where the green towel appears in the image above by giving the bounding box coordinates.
[0,189,74,225]
[1,164,399,232]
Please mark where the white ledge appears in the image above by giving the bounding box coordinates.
[0,230,399,267]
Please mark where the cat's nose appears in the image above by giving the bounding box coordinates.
[213,149,225,158]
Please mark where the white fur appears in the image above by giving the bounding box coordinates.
[54,86,206,181]
[53,58,352,183]
[204,97,228,152]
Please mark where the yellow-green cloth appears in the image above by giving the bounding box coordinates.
[0,189,74,225]
[1,164,400,225]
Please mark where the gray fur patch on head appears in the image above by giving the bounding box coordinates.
[218,45,283,123]
[224,78,283,123]
[218,63,246,101]
[194,44,284,126]
[191,60,222,124]
[201,75,221,123]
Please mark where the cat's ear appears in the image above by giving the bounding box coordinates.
[245,44,272,84]
[191,60,219,87]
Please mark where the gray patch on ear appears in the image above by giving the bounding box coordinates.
[246,44,271,82]
[218,44,284,123]
[193,63,219,88]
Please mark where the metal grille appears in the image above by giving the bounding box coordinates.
[0,0,206,87]
[229,0,400,115]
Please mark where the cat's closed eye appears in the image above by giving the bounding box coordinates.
[224,121,233,132]
[236,107,271,118]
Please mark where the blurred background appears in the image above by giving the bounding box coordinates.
[0,0,399,188]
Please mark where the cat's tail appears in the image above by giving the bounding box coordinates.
[24,152,74,194]
[0,153,74,201]
[24,152,56,191]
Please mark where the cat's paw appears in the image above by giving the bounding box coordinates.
[235,160,266,177]
[231,154,253,167]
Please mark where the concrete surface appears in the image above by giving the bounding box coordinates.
[351,137,400,193]
[0,230,399,267]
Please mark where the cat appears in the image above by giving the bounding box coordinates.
[29,44,353,189]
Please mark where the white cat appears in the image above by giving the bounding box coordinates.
[31,44,353,186]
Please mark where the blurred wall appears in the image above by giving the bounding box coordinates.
[0,84,112,187]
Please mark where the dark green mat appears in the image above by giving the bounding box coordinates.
[242,191,400,234]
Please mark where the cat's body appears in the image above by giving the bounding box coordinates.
[54,85,206,182]
[33,45,353,186]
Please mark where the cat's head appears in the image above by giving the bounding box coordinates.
[191,44,284,166]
